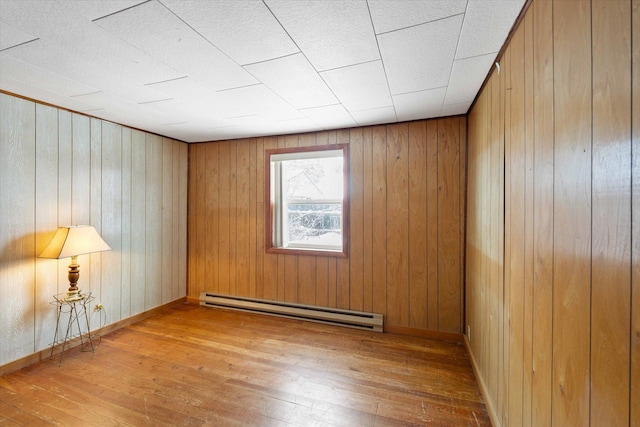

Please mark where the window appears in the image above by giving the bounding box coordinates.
[265,144,348,257]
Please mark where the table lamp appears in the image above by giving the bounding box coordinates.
[39,225,111,299]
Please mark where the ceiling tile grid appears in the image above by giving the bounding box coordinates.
[0,21,37,50]
[319,60,392,112]
[0,0,526,142]
[377,14,464,95]
[244,53,338,110]
[263,0,381,72]
[160,0,299,66]
[393,87,448,123]
[367,0,468,35]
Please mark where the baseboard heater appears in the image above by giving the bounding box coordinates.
[199,292,383,332]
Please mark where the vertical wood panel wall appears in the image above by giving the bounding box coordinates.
[188,118,466,333]
[465,0,639,425]
[0,92,188,368]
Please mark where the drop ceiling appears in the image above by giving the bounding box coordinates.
[0,0,525,143]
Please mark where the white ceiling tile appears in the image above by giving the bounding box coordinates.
[261,103,304,122]
[73,91,155,116]
[301,104,357,129]
[152,128,205,143]
[368,0,467,34]
[145,77,240,117]
[101,99,183,127]
[2,39,168,103]
[393,87,447,122]
[0,76,99,112]
[320,60,392,111]
[0,0,525,142]
[136,98,199,124]
[440,102,471,117]
[444,53,496,105]
[456,0,525,59]
[94,1,257,91]
[202,126,263,141]
[60,93,206,133]
[0,0,182,84]
[351,106,397,127]
[264,118,323,135]
[203,115,321,140]
[0,0,56,35]
[189,115,276,138]
[217,84,303,121]
[161,0,299,65]
[170,128,250,143]
[145,77,209,99]
[2,39,96,84]
[168,119,232,134]
[245,53,337,109]
[0,21,37,50]
[379,14,463,95]
[214,114,264,128]
[56,0,147,20]
[192,115,306,141]
[92,110,167,134]
[66,32,181,86]
[265,0,379,71]
[0,53,98,97]
[94,79,166,105]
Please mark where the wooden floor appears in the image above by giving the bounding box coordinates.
[0,303,490,426]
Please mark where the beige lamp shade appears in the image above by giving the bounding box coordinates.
[40,225,111,259]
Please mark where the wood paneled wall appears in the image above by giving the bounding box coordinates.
[188,118,466,333]
[0,92,188,367]
[465,0,639,425]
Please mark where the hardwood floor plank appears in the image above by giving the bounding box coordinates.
[1,304,489,426]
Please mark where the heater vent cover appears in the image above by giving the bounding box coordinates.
[199,292,383,332]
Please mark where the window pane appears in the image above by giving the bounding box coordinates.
[283,157,343,201]
[287,203,342,248]
[281,156,343,250]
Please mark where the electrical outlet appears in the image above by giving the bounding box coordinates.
[94,303,104,312]
[467,325,471,342]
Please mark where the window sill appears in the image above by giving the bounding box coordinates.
[266,246,347,258]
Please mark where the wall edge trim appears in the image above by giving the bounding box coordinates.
[464,336,501,427]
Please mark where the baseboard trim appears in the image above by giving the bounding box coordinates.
[464,337,500,427]
[0,297,187,377]
[384,324,464,342]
